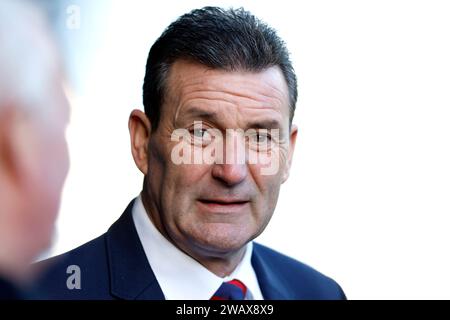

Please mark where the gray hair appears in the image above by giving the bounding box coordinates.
[0,0,61,121]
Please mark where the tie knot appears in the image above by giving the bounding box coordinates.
[211,279,247,300]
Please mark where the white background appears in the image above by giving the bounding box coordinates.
[42,0,450,299]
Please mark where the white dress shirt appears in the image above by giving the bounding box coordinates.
[132,195,264,300]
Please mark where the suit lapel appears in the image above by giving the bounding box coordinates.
[251,243,293,300]
[106,200,165,300]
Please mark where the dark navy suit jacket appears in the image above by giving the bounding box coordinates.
[33,200,346,300]
[0,277,24,300]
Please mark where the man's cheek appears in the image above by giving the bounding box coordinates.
[171,161,211,185]
[256,174,281,207]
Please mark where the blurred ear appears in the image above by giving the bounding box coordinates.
[0,109,16,182]
[281,124,298,183]
[0,107,38,189]
[128,109,151,175]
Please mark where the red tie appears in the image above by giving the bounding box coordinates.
[211,279,247,300]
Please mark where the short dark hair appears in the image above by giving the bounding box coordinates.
[143,6,297,131]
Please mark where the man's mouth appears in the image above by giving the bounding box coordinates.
[197,198,250,213]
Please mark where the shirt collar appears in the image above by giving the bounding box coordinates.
[132,195,263,300]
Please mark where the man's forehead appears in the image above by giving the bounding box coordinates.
[178,104,285,130]
[168,60,289,97]
[166,60,290,124]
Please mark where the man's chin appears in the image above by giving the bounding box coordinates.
[189,230,252,257]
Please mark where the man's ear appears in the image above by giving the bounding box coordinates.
[129,109,151,175]
[281,124,298,183]
[0,107,38,189]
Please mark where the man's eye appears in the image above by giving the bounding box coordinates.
[256,133,269,143]
[190,128,213,145]
[192,128,208,138]
[250,132,271,144]
[191,129,211,139]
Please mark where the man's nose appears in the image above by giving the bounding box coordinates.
[211,132,248,186]
[211,162,248,186]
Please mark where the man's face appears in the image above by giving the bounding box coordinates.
[0,72,70,274]
[22,76,70,260]
[135,60,297,258]
[33,79,70,249]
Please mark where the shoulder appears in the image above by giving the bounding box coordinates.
[253,242,346,299]
[0,277,25,300]
[32,234,112,299]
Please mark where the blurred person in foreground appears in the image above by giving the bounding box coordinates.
[35,7,345,300]
[0,0,70,299]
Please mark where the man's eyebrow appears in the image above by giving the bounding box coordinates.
[246,119,282,129]
[181,106,219,120]
[180,106,282,129]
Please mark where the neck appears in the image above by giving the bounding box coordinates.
[140,192,246,278]
[187,245,247,278]
[0,240,28,284]
[0,212,25,283]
